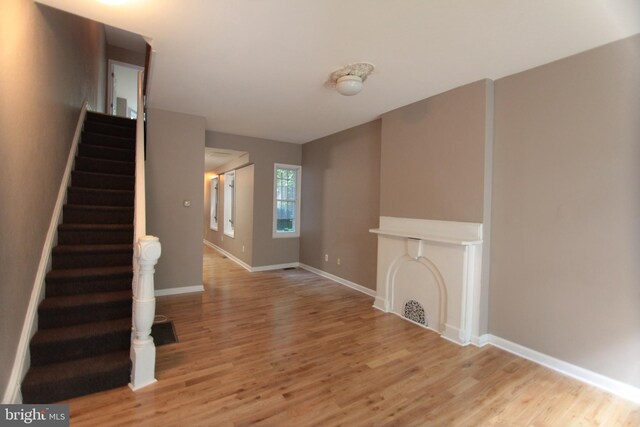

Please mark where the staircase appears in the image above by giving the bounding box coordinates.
[21,112,137,403]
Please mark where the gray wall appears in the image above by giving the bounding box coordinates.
[490,34,640,387]
[0,0,105,398]
[106,44,146,67]
[147,108,205,290]
[380,80,490,223]
[204,164,254,265]
[300,121,381,290]
[206,131,301,267]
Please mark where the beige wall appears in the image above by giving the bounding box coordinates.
[490,34,640,387]
[204,164,254,265]
[205,131,301,267]
[0,0,105,397]
[147,108,205,290]
[300,121,381,290]
[380,80,489,223]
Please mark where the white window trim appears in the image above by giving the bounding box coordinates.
[210,176,219,231]
[273,163,301,238]
[224,170,235,238]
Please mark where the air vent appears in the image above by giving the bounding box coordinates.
[404,300,426,326]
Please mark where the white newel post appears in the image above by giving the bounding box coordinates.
[129,235,161,390]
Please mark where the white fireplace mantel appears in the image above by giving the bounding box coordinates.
[371,216,484,346]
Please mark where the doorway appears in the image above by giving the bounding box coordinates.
[107,60,145,118]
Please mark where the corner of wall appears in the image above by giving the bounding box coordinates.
[479,79,495,335]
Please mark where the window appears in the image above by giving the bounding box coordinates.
[273,164,301,238]
[224,171,235,238]
[210,176,218,230]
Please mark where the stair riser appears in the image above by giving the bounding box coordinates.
[52,250,133,269]
[57,229,133,245]
[21,365,129,404]
[75,157,134,176]
[82,132,135,151]
[78,144,135,162]
[46,275,132,297]
[84,121,136,138]
[71,171,134,191]
[63,207,133,224]
[30,330,130,367]
[38,301,132,329]
[67,188,134,207]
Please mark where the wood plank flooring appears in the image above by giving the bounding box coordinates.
[65,245,640,426]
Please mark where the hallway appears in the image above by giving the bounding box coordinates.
[66,245,640,426]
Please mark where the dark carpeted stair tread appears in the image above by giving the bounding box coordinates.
[21,351,130,403]
[78,144,135,162]
[30,319,131,365]
[45,266,133,297]
[39,290,131,310]
[58,223,134,232]
[81,131,135,151]
[31,318,131,345]
[86,111,136,128]
[84,121,136,139]
[71,170,134,191]
[46,265,132,282]
[63,204,134,224]
[51,244,133,269]
[52,243,133,254]
[75,156,135,176]
[67,187,134,207]
[38,290,132,329]
[57,224,134,245]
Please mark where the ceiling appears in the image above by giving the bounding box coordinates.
[205,147,247,172]
[37,0,640,144]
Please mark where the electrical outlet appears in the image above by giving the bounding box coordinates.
[183,200,191,207]
[324,254,328,262]
[337,258,341,265]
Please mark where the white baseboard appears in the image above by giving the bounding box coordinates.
[2,102,88,404]
[203,240,252,272]
[251,262,299,272]
[481,334,640,405]
[155,285,204,297]
[204,240,298,273]
[298,263,376,298]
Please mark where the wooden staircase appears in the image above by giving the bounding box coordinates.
[21,112,137,403]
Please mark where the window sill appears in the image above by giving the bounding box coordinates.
[273,232,299,239]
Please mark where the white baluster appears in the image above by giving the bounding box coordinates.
[129,235,161,390]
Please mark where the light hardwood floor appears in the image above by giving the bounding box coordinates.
[66,245,639,426]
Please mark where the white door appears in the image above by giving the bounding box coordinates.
[107,60,144,118]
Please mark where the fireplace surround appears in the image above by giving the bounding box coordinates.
[370,216,483,345]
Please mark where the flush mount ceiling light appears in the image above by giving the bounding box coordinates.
[327,62,375,96]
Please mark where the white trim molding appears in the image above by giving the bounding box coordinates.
[298,263,376,298]
[2,102,89,404]
[204,240,299,273]
[155,285,204,297]
[251,263,299,272]
[371,216,483,346]
[204,240,252,272]
[272,163,301,238]
[479,334,640,405]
